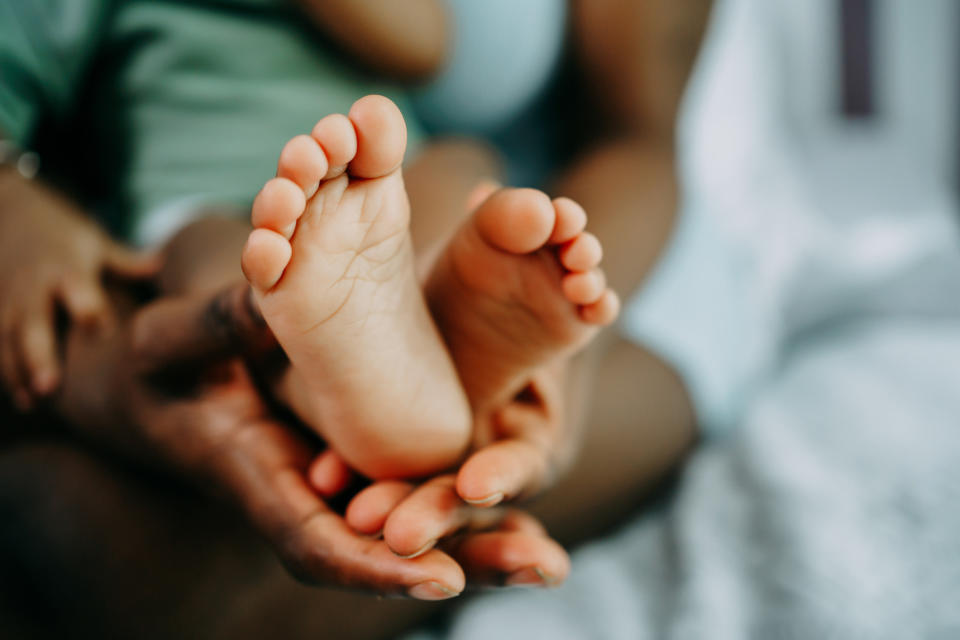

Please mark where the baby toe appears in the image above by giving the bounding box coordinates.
[252,178,306,238]
[562,268,607,305]
[559,232,603,272]
[549,197,587,244]
[277,134,329,197]
[579,289,620,326]
[241,228,292,292]
[347,95,407,179]
[311,113,358,179]
[475,188,555,254]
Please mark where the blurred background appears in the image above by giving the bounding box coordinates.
[2,0,960,638]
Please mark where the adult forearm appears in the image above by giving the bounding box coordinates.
[572,0,714,140]
[296,0,449,81]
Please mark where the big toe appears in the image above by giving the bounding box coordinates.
[347,95,407,179]
[474,188,555,254]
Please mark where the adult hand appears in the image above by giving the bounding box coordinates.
[328,359,582,586]
[0,169,158,409]
[59,282,568,597]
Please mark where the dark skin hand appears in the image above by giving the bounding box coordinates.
[55,281,569,598]
[317,353,585,566]
[0,168,158,410]
[152,211,582,575]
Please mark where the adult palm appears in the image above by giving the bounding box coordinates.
[57,283,566,599]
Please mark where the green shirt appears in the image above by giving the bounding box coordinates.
[0,0,420,242]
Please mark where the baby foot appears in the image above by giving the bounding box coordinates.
[425,185,619,414]
[242,95,470,479]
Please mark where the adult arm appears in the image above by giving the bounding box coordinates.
[295,0,449,81]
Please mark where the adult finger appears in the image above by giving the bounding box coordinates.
[0,310,31,410]
[130,282,275,374]
[456,438,551,508]
[207,418,465,599]
[346,475,568,589]
[495,508,550,536]
[457,359,572,509]
[345,480,415,535]
[382,475,477,559]
[306,449,355,498]
[378,475,556,561]
[17,293,60,395]
[104,243,163,280]
[450,524,570,588]
[58,272,110,327]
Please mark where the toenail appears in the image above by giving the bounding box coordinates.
[505,567,555,588]
[396,539,437,559]
[407,581,460,601]
[462,491,504,507]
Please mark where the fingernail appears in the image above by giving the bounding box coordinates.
[407,581,460,601]
[506,567,555,588]
[462,491,504,507]
[396,539,437,559]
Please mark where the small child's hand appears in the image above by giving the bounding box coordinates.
[0,170,159,410]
